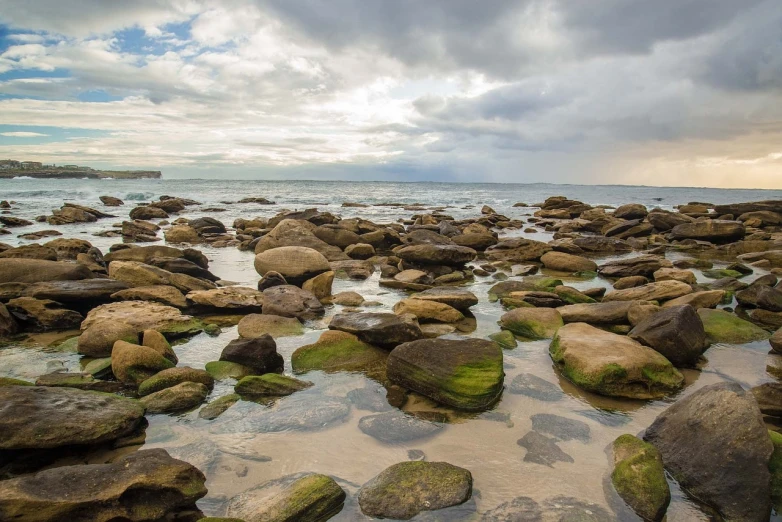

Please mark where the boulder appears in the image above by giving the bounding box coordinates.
[611,434,670,522]
[140,381,208,413]
[629,305,708,367]
[508,373,564,401]
[164,224,201,243]
[258,270,288,291]
[0,449,206,522]
[81,301,202,340]
[557,301,634,325]
[138,366,214,396]
[6,297,83,331]
[499,308,563,340]
[772,328,782,353]
[0,244,58,261]
[237,314,303,338]
[104,245,191,265]
[100,195,123,206]
[111,340,175,385]
[0,258,94,284]
[314,225,362,248]
[697,308,771,344]
[662,290,725,309]
[198,393,240,420]
[0,302,19,335]
[23,279,128,305]
[393,298,464,323]
[77,321,140,357]
[292,330,387,374]
[614,203,648,220]
[653,267,696,285]
[345,243,375,259]
[387,338,504,410]
[359,411,442,443]
[644,383,772,521]
[409,286,478,310]
[261,285,324,320]
[358,461,472,520]
[517,430,574,465]
[111,285,188,308]
[613,276,649,290]
[254,246,331,285]
[670,220,746,244]
[598,256,667,279]
[602,281,692,303]
[0,386,144,450]
[108,260,170,287]
[254,219,347,261]
[485,238,552,262]
[550,323,683,399]
[396,244,476,266]
[234,374,313,397]
[329,312,423,348]
[219,334,283,374]
[301,270,334,301]
[226,473,345,522]
[751,382,782,417]
[187,286,264,311]
[129,205,168,220]
[540,251,597,273]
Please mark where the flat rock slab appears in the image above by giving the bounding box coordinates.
[358,411,443,443]
[0,386,145,450]
[329,312,423,348]
[508,373,564,402]
[530,413,590,443]
[517,431,574,467]
[410,287,479,310]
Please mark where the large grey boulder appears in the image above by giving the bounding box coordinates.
[329,312,423,348]
[644,382,773,521]
[628,305,708,367]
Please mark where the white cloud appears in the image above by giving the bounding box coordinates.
[0,132,50,137]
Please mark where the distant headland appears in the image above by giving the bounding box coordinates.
[0,159,161,179]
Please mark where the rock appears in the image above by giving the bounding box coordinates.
[697,308,771,344]
[540,251,597,273]
[164,224,201,243]
[100,195,124,206]
[254,246,331,285]
[662,290,725,309]
[138,366,214,396]
[345,243,375,259]
[771,431,782,513]
[359,411,442,443]
[602,281,692,303]
[199,393,240,420]
[314,225,362,248]
[628,305,708,367]
[452,232,498,251]
[409,287,478,310]
[627,302,660,327]
[291,330,387,374]
[302,270,334,301]
[599,255,666,279]
[23,279,128,305]
[751,382,782,417]
[238,313,303,338]
[508,373,564,401]
[329,291,365,306]
[479,497,543,521]
[0,216,32,227]
[772,328,782,353]
[550,323,683,399]
[140,328,176,364]
[111,285,188,308]
[0,449,206,522]
[6,297,82,332]
[235,374,313,397]
[77,321,140,357]
[558,301,634,325]
[393,298,464,323]
[531,413,590,442]
[517,431,574,466]
[489,330,517,349]
[0,244,58,261]
[611,434,670,522]
[213,394,351,434]
[738,285,782,312]
[187,286,264,310]
[0,258,95,284]
[329,312,423,348]
[614,276,649,289]
[81,301,202,340]
[34,372,125,393]
[388,338,504,410]
[226,473,345,522]
[644,382,772,521]
[396,244,477,266]
[205,361,253,380]
[0,386,145,450]
[653,267,696,285]
[255,219,347,261]
[358,461,472,520]
[261,285,324,320]
[258,270,288,291]
[220,334,283,373]
[0,302,19,335]
[188,216,225,233]
[111,340,175,385]
[129,205,168,220]
[485,237,552,263]
[499,308,563,340]
[107,260,169,287]
[330,259,374,279]
[670,220,746,244]
[614,203,648,220]
[141,381,208,413]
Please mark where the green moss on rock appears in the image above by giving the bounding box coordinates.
[697,308,771,344]
[235,374,313,397]
[611,434,670,521]
[0,377,33,387]
[489,330,517,349]
[205,361,253,381]
[770,430,782,512]
[291,331,387,375]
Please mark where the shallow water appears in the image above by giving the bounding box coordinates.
[2,180,782,520]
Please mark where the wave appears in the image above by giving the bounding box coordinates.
[11,176,34,180]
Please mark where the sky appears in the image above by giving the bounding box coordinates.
[0,1,781,187]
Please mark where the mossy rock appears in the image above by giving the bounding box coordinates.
[198,393,240,420]
[0,377,33,387]
[770,430,782,512]
[499,307,563,340]
[697,308,771,344]
[489,330,517,349]
[140,381,208,414]
[611,434,670,521]
[237,313,304,339]
[554,286,596,304]
[235,374,313,398]
[138,367,215,397]
[291,331,387,375]
[702,269,744,279]
[198,518,245,522]
[358,461,472,520]
[83,357,114,379]
[226,473,346,522]
[52,336,79,353]
[205,361,254,380]
[499,297,534,310]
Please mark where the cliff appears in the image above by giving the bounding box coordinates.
[0,169,162,180]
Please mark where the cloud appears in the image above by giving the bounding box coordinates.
[0,131,50,137]
[0,0,780,187]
